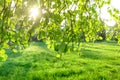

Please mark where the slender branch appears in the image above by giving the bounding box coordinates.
[0,0,6,15]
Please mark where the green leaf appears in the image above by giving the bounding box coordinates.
[85,37,89,42]
[0,49,5,54]
[12,49,18,53]
[0,49,8,61]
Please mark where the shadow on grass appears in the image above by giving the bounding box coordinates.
[81,49,102,60]
[6,49,22,58]
[0,62,32,80]
[93,41,119,51]
[81,47,119,61]
[29,68,85,80]
[0,50,57,80]
[0,52,32,79]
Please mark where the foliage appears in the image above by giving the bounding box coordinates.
[0,0,117,60]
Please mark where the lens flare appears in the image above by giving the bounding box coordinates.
[30,7,39,19]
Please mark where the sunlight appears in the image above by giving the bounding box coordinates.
[100,0,120,26]
[11,1,15,12]
[100,5,116,26]
[29,7,39,19]
[111,0,120,10]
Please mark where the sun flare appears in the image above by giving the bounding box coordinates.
[100,0,120,26]
[30,7,39,19]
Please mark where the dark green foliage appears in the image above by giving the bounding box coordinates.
[97,29,106,41]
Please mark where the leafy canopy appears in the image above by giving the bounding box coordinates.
[0,0,117,60]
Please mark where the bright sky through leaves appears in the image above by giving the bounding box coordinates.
[29,7,39,19]
[11,0,120,26]
[111,0,120,10]
[101,0,120,26]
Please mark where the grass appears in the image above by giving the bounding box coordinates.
[0,41,120,80]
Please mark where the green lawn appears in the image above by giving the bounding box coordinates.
[0,41,120,80]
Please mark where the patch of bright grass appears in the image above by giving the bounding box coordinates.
[0,41,120,80]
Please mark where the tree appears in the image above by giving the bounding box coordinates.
[0,0,112,60]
